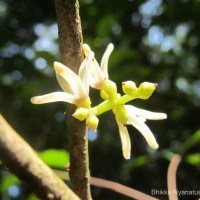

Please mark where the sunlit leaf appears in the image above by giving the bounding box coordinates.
[39,149,70,169]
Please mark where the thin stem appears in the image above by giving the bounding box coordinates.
[90,177,159,200]
[54,0,92,199]
[92,94,135,116]
[53,169,158,200]
[167,154,182,200]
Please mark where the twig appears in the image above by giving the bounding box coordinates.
[54,0,92,199]
[0,114,80,200]
[167,154,182,200]
[90,177,159,200]
[54,169,159,200]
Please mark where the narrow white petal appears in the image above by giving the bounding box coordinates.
[54,62,88,98]
[82,43,92,56]
[88,75,100,89]
[100,43,114,79]
[78,59,88,92]
[89,59,105,89]
[78,52,94,94]
[126,111,159,149]
[116,120,131,159]
[56,73,73,94]
[30,92,75,104]
[125,105,167,120]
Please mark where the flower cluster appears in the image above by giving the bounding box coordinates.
[31,43,167,159]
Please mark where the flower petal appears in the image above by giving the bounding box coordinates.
[82,43,92,56]
[125,105,167,120]
[100,43,114,79]
[89,58,105,89]
[78,51,94,94]
[126,110,159,149]
[116,119,131,159]
[56,73,73,94]
[31,92,75,104]
[54,62,88,99]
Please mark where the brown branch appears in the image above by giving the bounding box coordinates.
[54,0,92,199]
[54,0,83,72]
[167,154,182,200]
[0,114,80,200]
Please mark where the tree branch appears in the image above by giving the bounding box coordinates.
[0,114,80,200]
[54,0,83,72]
[54,0,92,199]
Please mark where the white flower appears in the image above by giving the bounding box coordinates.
[82,43,114,89]
[31,53,94,108]
[117,105,167,159]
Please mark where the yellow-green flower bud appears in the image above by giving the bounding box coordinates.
[100,89,109,100]
[72,107,89,121]
[103,79,117,100]
[122,81,137,96]
[137,82,158,99]
[86,114,99,131]
[115,105,128,125]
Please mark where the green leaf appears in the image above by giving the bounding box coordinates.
[39,149,70,169]
[183,129,200,152]
[185,153,200,166]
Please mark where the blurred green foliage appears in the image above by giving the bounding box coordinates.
[0,0,200,199]
[39,149,69,169]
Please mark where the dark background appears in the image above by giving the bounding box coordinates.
[0,0,200,199]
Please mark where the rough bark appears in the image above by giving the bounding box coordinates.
[54,0,83,73]
[0,114,80,200]
[54,0,92,199]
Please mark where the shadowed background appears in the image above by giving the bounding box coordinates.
[0,0,200,199]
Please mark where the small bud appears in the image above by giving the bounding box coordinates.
[73,107,89,121]
[115,105,128,125]
[137,82,157,99]
[103,79,117,100]
[122,81,137,96]
[86,114,99,132]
